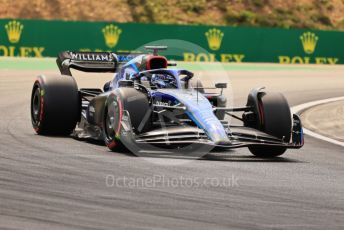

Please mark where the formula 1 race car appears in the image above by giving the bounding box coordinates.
[30,46,304,157]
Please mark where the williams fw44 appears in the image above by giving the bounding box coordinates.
[31,46,303,158]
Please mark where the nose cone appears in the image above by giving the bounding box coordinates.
[201,120,231,145]
[156,89,230,145]
[189,103,230,145]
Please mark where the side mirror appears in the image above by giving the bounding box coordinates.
[167,62,177,66]
[215,83,227,89]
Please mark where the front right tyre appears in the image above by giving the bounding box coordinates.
[103,88,151,151]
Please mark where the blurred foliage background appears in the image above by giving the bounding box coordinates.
[1,0,344,30]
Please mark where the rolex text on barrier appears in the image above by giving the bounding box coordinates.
[0,19,343,64]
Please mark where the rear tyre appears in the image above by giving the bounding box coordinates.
[31,75,79,135]
[103,88,151,151]
[247,92,292,158]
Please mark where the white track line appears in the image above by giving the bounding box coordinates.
[291,96,344,147]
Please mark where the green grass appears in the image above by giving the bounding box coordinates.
[0,58,58,71]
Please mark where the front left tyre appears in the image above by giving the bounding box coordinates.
[31,75,80,135]
[245,91,292,158]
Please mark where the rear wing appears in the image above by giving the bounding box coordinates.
[56,51,141,76]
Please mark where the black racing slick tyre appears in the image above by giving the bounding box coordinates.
[31,75,79,135]
[248,92,292,158]
[103,88,151,151]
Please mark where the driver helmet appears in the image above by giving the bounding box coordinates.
[151,74,167,88]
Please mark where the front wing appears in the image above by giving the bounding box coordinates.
[118,111,304,149]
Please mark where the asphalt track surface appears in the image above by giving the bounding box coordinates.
[1,64,344,230]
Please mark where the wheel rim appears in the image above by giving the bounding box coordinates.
[105,110,115,140]
[32,87,41,124]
